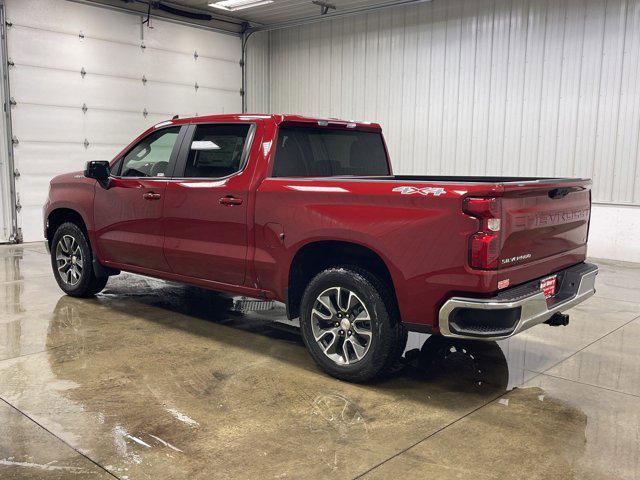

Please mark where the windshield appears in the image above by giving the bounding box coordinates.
[272,126,390,177]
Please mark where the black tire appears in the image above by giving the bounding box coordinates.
[299,267,406,382]
[50,222,108,297]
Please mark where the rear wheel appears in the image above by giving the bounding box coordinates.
[299,267,406,382]
[51,222,108,297]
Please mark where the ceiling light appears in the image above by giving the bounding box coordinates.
[208,0,273,11]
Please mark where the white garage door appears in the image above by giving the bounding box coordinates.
[5,0,241,242]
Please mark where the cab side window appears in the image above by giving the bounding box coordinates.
[182,124,251,178]
[121,127,180,178]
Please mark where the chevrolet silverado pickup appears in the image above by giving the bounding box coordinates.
[44,114,598,382]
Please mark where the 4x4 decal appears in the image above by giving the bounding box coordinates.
[392,186,446,196]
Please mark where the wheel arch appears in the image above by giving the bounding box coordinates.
[46,208,89,250]
[286,240,399,320]
[46,208,118,278]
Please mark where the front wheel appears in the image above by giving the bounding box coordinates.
[299,267,406,382]
[51,222,108,297]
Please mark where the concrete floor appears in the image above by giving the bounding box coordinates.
[0,244,639,479]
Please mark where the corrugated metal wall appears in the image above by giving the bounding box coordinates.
[246,0,640,205]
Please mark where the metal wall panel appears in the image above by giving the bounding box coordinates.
[5,0,241,242]
[247,0,640,205]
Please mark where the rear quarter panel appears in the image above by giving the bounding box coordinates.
[254,178,500,327]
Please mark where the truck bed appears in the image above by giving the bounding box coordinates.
[354,175,589,184]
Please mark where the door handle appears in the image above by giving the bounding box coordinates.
[219,196,243,206]
[143,192,161,200]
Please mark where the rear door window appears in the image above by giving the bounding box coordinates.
[272,126,390,177]
[180,124,251,178]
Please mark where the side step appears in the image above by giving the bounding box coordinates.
[232,298,276,313]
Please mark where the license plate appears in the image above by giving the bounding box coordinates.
[540,275,557,299]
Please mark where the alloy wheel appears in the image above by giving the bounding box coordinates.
[55,234,84,286]
[311,287,373,365]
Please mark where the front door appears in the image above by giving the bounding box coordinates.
[163,122,256,286]
[94,125,184,272]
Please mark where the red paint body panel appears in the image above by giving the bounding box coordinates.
[44,114,592,331]
[163,178,249,285]
[43,172,96,243]
[94,177,170,271]
[253,178,496,326]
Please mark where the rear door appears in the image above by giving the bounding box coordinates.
[499,180,591,269]
[162,122,257,286]
[94,125,185,272]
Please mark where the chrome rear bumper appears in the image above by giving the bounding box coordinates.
[438,262,598,341]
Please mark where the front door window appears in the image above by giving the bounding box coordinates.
[120,127,181,178]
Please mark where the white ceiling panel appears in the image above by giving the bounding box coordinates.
[174,0,429,27]
[84,0,429,32]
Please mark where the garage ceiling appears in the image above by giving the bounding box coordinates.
[172,0,427,27]
[81,0,429,33]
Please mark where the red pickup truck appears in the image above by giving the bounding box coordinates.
[44,114,598,382]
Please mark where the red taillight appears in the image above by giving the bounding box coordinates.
[469,232,500,269]
[463,197,500,218]
[464,197,502,270]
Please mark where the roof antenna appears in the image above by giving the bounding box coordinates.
[172,114,179,120]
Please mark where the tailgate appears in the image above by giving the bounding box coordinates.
[499,181,591,269]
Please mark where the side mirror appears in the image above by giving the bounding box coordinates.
[84,161,111,189]
[191,140,221,151]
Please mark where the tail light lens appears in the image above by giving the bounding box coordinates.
[464,197,502,270]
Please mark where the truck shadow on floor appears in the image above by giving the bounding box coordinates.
[48,275,511,396]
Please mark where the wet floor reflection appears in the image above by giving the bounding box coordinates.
[0,246,639,479]
[405,335,509,391]
[9,289,592,479]
[1,279,523,479]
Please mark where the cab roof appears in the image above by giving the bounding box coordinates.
[156,114,382,131]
